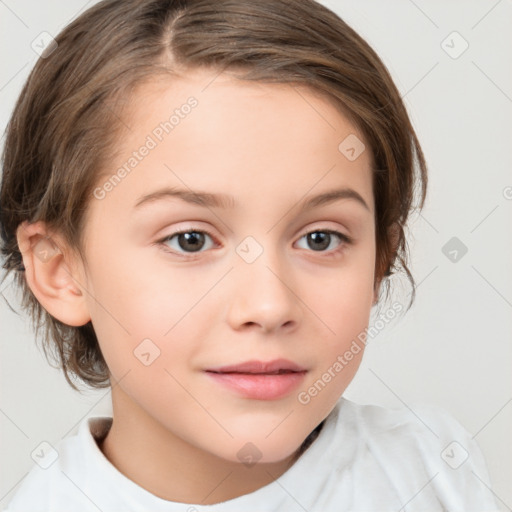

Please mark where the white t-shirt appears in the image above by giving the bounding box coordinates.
[4,398,498,511]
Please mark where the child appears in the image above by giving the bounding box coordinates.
[0,0,498,510]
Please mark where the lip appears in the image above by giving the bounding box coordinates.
[206,359,306,374]
[204,359,307,400]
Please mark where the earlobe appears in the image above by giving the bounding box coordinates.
[16,221,91,327]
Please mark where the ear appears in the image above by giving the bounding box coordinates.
[373,222,400,305]
[16,220,91,326]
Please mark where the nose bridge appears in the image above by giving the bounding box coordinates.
[226,233,300,332]
[235,232,288,288]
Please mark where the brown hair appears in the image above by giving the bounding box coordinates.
[0,0,427,392]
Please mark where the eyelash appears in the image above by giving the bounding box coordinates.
[155,227,352,259]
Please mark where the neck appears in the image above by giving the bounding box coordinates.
[98,387,301,505]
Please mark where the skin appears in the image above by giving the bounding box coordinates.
[17,68,379,504]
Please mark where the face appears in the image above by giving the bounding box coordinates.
[78,69,376,464]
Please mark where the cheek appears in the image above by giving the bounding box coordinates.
[309,249,375,337]
[82,251,214,376]
[313,277,370,375]
[300,246,374,395]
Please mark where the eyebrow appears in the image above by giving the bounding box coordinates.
[133,186,370,212]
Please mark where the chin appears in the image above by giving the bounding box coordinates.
[211,434,305,467]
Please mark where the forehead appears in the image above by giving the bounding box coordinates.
[92,69,374,219]
[121,68,366,144]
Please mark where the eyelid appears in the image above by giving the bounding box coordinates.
[155,224,353,257]
[298,226,352,244]
[294,228,352,257]
[164,226,217,240]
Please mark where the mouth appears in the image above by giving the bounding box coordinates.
[205,358,307,374]
[204,359,308,400]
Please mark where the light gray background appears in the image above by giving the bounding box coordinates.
[1,0,511,510]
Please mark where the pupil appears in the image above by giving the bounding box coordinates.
[176,232,330,253]
[179,232,204,252]
[308,232,329,251]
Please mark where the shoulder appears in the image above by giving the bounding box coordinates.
[4,417,113,512]
[333,398,498,510]
[339,397,468,442]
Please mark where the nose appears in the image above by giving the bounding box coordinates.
[225,249,302,334]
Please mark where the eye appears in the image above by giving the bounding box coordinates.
[295,229,351,254]
[156,227,352,258]
[158,229,216,254]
